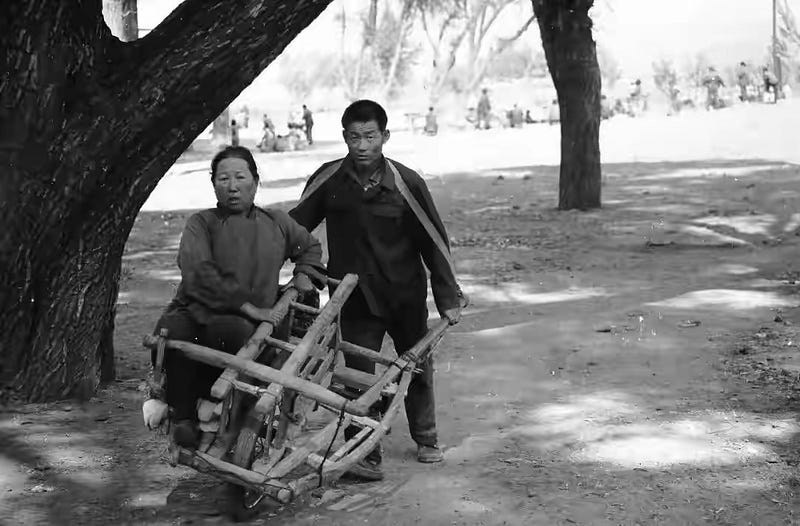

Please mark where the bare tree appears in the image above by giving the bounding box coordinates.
[463,2,536,94]
[776,0,800,84]
[418,0,533,103]
[682,52,713,88]
[0,0,333,402]
[335,0,381,100]
[531,0,601,210]
[378,0,418,100]
[418,0,470,103]
[652,59,678,98]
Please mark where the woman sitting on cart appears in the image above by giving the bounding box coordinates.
[143,145,326,448]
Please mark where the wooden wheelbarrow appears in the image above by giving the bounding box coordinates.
[142,273,450,520]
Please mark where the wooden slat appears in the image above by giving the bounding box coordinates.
[347,320,449,416]
[306,424,370,467]
[290,301,321,315]
[209,288,299,401]
[251,274,358,419]
[332,368,379,392]
[264,335,296,353]
[207,429,238,458]
[177,448,267,487]
[142,335,360,415]
[338,340,397,367]
[307,370,412,478]
[266,411,352,479]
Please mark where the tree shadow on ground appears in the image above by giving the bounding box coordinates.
[7,158,800,524]
[0,395,160,525]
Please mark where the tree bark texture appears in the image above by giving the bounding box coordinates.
[532,0,601,210]
[0,0,333,401]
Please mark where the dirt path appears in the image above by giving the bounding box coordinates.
[3,158,800,525]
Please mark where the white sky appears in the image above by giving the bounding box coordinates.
[595,0,780,76]
[136,0,790,79]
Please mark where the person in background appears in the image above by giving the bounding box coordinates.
[762,66,779,103]
[258,113,277,152]
[290,100,463,481]
[476,88,492,130]
[702,67,725,109]
[600,95,612,120]
[630,79,643,101]
[424,106,438,136]
[142,146,325,447]
[302,104,314,145]
[525,109,535,124]
[263,113,275,134]
[230,119,240,147]
[548,99,560,125]
[736,62,750,102]
[509,104,524,128]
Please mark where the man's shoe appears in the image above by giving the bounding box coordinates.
[417,444,444,463]
[171,419,200,449]
[343,458,384,482]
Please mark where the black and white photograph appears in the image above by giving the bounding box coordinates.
[2,0,800,524]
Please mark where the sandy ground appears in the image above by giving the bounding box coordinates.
[2,101,800,525]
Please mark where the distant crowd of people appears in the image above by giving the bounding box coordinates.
[627,61,787,118]
[227,103,315,153]
[462,88,560,131]
[224,64,789,149]
[735,62,783,103]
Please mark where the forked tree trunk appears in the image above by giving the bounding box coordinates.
[0,0,332,402]
[95,1,138,383]
[532,0,601,210]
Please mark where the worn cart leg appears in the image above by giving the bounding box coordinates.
[222,274,358,520]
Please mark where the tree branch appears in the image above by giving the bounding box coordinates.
[419,10,439,52]
[103,0,334,203]
[497,13,536,50]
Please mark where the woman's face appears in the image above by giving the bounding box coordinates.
[213,157,257,213]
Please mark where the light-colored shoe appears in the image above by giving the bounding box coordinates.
[417,444,443,463]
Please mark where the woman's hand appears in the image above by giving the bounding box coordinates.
[241,302,280,324]
[285,272,315,293]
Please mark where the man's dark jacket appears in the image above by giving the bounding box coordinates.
[289,156,459,319]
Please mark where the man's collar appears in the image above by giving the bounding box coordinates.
[341,155,394,191]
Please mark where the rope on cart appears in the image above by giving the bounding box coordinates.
[317,405,347,487]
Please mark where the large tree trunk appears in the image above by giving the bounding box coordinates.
[532,0,601,210]
[0,0,333,402]
[94,1,138,383]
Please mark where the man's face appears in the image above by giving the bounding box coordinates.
[343,120,389,170]
[213,157,257,213]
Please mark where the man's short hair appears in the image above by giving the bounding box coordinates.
[341,99,388,131]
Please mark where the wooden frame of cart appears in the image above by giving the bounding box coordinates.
[143,273,449,515]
